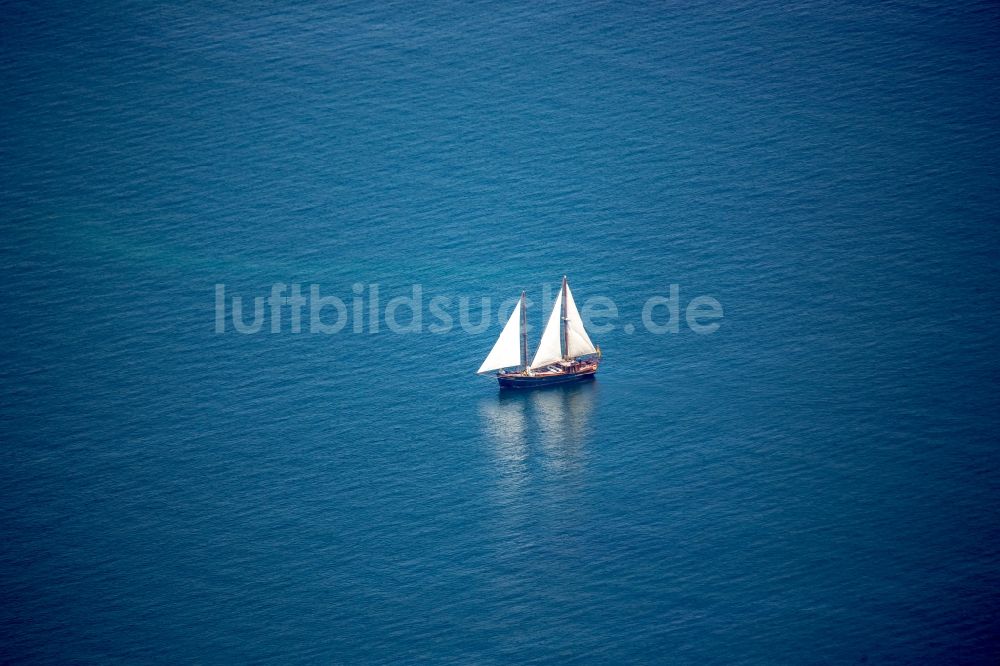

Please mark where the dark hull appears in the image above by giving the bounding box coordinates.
[497,367,597,389]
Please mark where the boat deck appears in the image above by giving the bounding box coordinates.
[497,358,599,385]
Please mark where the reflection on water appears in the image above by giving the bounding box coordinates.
[479,382,599,547]
[478,380,598,480]
[530,383,595,471]
[477,388,529,493]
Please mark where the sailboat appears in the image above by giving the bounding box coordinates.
[477,276,601,388]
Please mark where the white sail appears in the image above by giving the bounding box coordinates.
[563,282,597,357]
[477,299,523,374]
[529,287,564,369]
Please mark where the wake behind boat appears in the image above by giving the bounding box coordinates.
[477,276,601,389]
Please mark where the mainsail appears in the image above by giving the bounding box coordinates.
[563,281,597,358]
[529,277,597,369]
[477,298,523,374]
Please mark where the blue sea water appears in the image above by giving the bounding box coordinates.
[2,0,999,662]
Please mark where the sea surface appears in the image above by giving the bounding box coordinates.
[2,1,999,663]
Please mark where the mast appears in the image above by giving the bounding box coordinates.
[519,291,528,370]
[561,275,568,360]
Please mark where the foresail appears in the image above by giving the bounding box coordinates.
[529,288,564,369]
[564,283,597,357]
[477,300,522,374]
